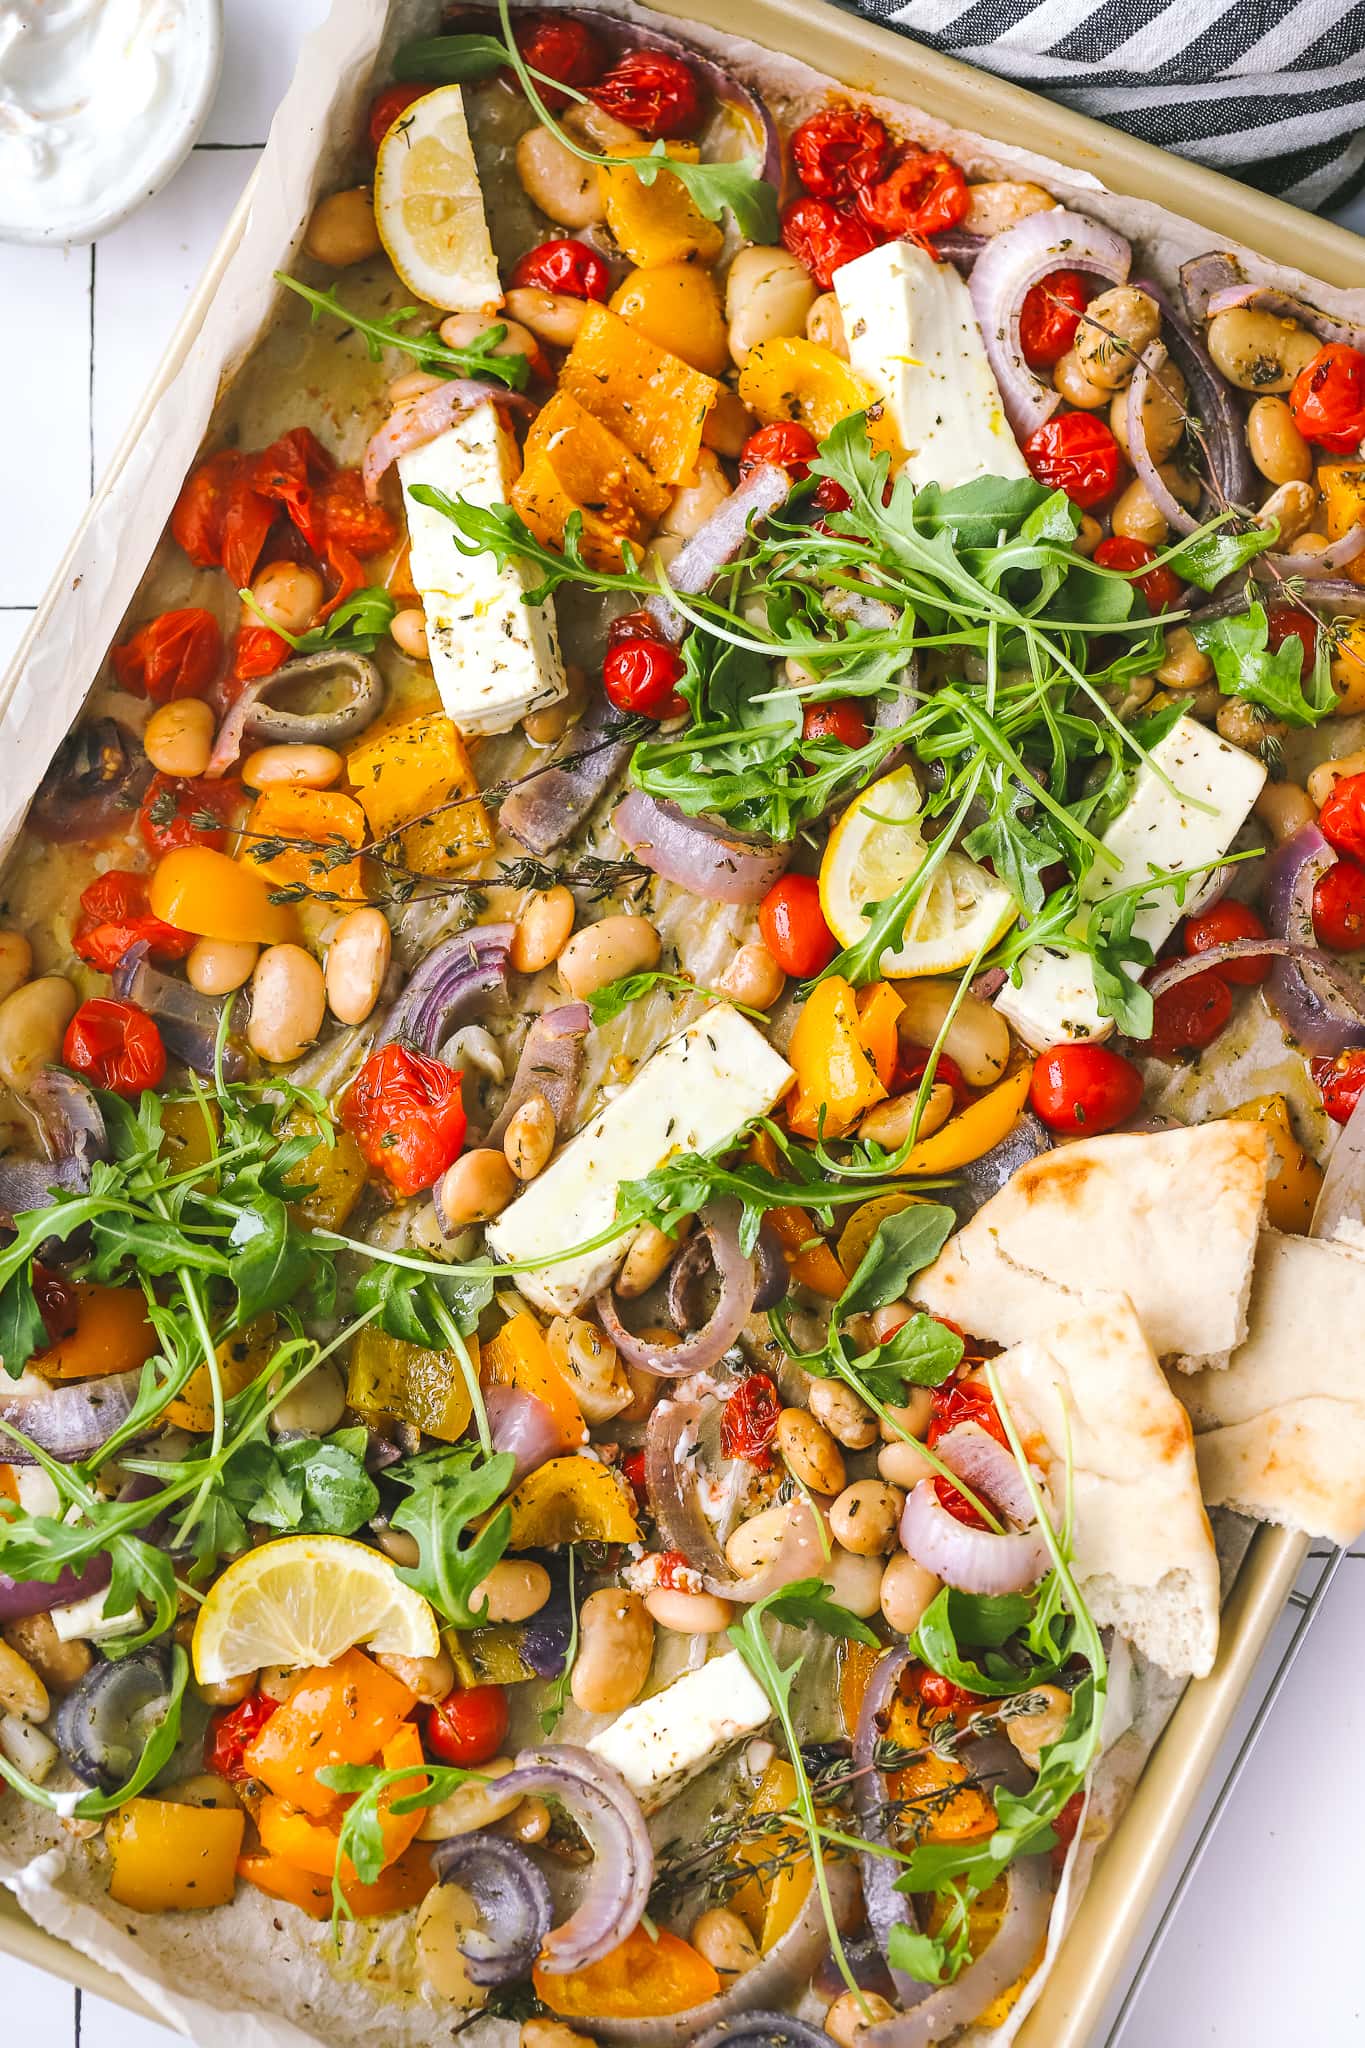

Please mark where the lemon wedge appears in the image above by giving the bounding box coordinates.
[374,83,503,313]
[819,764,1017,977]
[192,1535,439,1684]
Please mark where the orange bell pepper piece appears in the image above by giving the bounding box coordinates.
[33,1284,156,1381]
[243,1649,416,1817]
[787,976,887,1140]
[1227,1094,1322,1235]
[257,1724,427,1879]
[481,1310,587,1450]
[106,1798,245,1912]
[745,1132,847,1300]
[241,786,367,905]
[855,982,904,1091]
[148,846,297,945]
[238,1844,435,1922]
[534,1924,721,2019]
[896,1063,1033,1176]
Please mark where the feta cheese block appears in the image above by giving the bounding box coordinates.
[587,1650,772,1810]
[486,1005,794,1315]
[398,401,566,735]
[833,239,1029,489]
[995,715,1267,1050]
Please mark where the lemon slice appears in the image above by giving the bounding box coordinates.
[374,83,503,314]
[820,764,1017,977]
[192,1535,439,1684]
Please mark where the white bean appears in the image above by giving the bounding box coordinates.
[725,247,818,368]
[558,916,660,1000]
[325,907,391,1025]
[187,938,258,996]
[0,977,76,1091]
[247,945,325,1064]
[1206,309,1318,393]
[242,744,341,791]
[515,125,605,228]
[143,698,215,778]
[893,980,1010,1088]
[269,1359,346,1437]
[248,563,324,638]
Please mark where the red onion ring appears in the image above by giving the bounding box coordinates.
[966,210,1131,441]
[501,695,638,857]
[899,1425,1050,1596]
[1134,278,1257,514]
[29,722,152,844]
[613,791,789,905]
[1179,252,1242,324]
[933,1423,1038,1525]
[0,1556,112,1624]
[1126,344,1197,536]
[1190,578,1365,627]
[0,1370,145,1466]
[363,381,533,498]
[597,1201,755,1378]
[113,946,246,1081]
[643,1397,830,1601]
[489,1745,652,1972]
[1205,281,1365,353]
[1262,824,1365,1055]
[646,464,791,643]
[206,650,384,777]
[484,1384,564,1485]
[485,1004,588,1150]
[378,924,514,1057]
[593,1862,860,2047]
[427,1833,553,1984]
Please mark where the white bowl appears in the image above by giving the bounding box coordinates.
[0,0,224,247]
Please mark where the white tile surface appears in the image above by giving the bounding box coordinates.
[0,8,1364,2042]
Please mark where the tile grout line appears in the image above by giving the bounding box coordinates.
[73,1985,81,2047]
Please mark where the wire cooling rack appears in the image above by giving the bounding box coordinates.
[1102,1544,1346,2044]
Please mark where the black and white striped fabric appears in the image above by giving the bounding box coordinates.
[851,0,1365,211]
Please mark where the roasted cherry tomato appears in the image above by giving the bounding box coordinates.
[622,1448,648,1501]
[1091,535,1181,613]
[653,1550,694,1590]
[1266,605,1319,677]
[802,699,870,749]
[1289,343,1365,454]
[171,450,241,569]
[916,1670,983,1717]
[32,1266,79,1349]
[425,1684,509,1767]
[253,426,335,552]
[319,467,397,563]
[1019,268,1088,369]
[927,1376,1008,1452]
[855,148,969,244]
[1029,1042,1144,1133]
[74,870,195,975]
[895,1044,968,1104]
[790,106,889,199]
[510,237,611,302]
[720,1373,781,1469]
[368,82,428,152]
[589,48,703,137]
[1182,898,1271,986]
[759,873,838,979]
[110,608,223,702]
[1312,855,1365,952]
[63,999,166,1097]
[232,625,292,684]
[1313,1049,1365,1125]
[605,607,664,648]
[205,1692,279,1782]
[341,1043,468,1198]
[512,11,606,109]
[1318,771,1365,862]
[221,467,278,589]
[138,774,242,857]
[739,420,819,480]
[1023,413,1124,509]
[603,636,686,719]
[780,196,880,291]
[1147,968,1233,1055]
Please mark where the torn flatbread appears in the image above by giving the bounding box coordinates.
[1177,1229,1365,1546]
[995,1289,1220,1678]
[916,1122,1268,1371]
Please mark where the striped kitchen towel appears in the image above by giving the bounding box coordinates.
[851,0,1365,210]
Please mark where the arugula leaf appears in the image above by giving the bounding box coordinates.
[845,1312,965,1405]
[888,1922,960,1988]
[1085,888,1156,1038]
[912,1583,1070,1698]
[354,1260,492,1350]
[392,32,508,81]
[388,1445,516,1626]
[319,1757,483,1934]
[1163,523,1275,592]
[837,1204,956,1321]
[274,274,530,391]
[0,1261,49,1379]
[586,969,760,1027]
[241,584,396,658]
[633,146,778,241]
[228,1195,315,1324]
[1191,600,1335,727]
[224,1430,379,1537]
[757,1575,879,1647]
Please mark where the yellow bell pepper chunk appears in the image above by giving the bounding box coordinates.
[504,1455,639,1548]
[106,1798,245,1912]
[148,846,296,946]
[241,787,368,904]
[278,1111,368,1232]
[165,1316,278,1433]
[347,713,492,878]
[787,975,887,1139]
[1228,1094,1322,1235]
[609,261,729,378]
[1319,460,1365,588]
[896,1063,1034,1176]
[737,336,900,455]
[597,143,724,269]
[481,1310,586,1450]
[348,1327,477,1443]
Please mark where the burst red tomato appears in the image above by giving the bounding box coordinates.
[368,82,428,152]
[171,451,241,569]
[74,871,195,975]
[720,1373,781,1468]
[206,1692,279,1782]
[1266,605,1319,678]
[1312,855,1365,952]
[63,999,166,1097]
[341,1044,468,1197]
[602,637,686,719]
[1147,968,1233,1055]
[110,609,223,702]
[1318,771,1365,861]
[1313,1049,1365,1125]
[1091,535,1182,612]
[253,426,335,553]
[1023,413,1124,509]
[927,1376,1008,1452]
[1029,1042,1144,1133]
[512,11,606,108]
[790,107,889,199]
[510,237,611,301]
[1182,898,1271,986]
[895,1045,968,1104]
[232,625,291,683]
[759,873,837,978]
[1019,269,1088,369]
[622,1448,648,1501]
[221,468,278,589]
[739,420,819,480]
[780,196,881,290]
[138,774,242,857]
[802,699,870,749]
[855,148,969,245]
[916,1670,983,1717]
[425,1684,509,1767]
[1289,343,1365,454]
[589,49,703,137]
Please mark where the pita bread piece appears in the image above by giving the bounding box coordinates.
[996,1290,1220,1678]
[1178,1229,1365,1546]
[916,1121,1268,1372]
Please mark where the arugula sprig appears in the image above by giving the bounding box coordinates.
[385,1444,515,1626]
[274,273,530,391]
[587,968,765,1027]
[239,583,397,657]
[1191,597,1336,726]
[319,1757,485,1939]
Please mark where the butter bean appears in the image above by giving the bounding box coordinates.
[438,1149,517,1228]
[646,1587,734,1633]
[858,1084,954,1149]
[1207,308,1318,393]
[1257,778,1317,840]
[829,1479,904,1556]
[247,945,325,1063]
[725,246,818,369]
[570,1589,653,1715]
[418,1756,521,1839]
[805,291,848,358]
[249,562,324,638]
[558,915,660,1000]
[505,287,587,350]
[187,937,258,996]
[473,1560,551,1625]
[893,979,1011,1088]
[1247,395,1313,484]
[144,697,215,777]
[877,1438,936,1489]
[374,1646,456,1703]
[512,885,575,975]
[717,942,785,1011]
[241,744,341,791]
[963,181,1055,236]
[1072,286,1160,392]
[808,1379,877,1450]
[515,125,605,228]
[325,906,391,1026]
[691,1905,759,1978]
[725,1503,791,1576]
[1006,1682,1072,1770]
[416,1883,487,2007]
[775,1407,845,1495]
[880,1553,940,1634]
[504,1092,556,1180]
[390,607,429,661]
[0,976,76,1091]
[825,1993,896,2047]
[305,187,380,267]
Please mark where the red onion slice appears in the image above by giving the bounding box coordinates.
[490,1745,652,1972]
[899,1424,1050,1595]
[0,1557,112,1624]
[0,1370,145,1466]
[597,1202,754,1377]
[363,382,533,499]
[484,1384,563,1486]
[485,1004,588,1149]
[30,722,152,844]
[646,464,791,643]
[1179,252,1243,324]
[113,946,245,1081]
[1262,825,1365,1055]
[1133,279,1256,513]
[644,1397,829,1601]
[613,791,789,905]
[501,696,638,856]
[966,210,1131,440]
[1205,281,1365,352]
[206,650,385,777]
[1265,525,1365,578]
[378,924,514,1057]
[1126,345,1197,536]
[428,1834,553,1984]
[933,1423,1038,1526]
